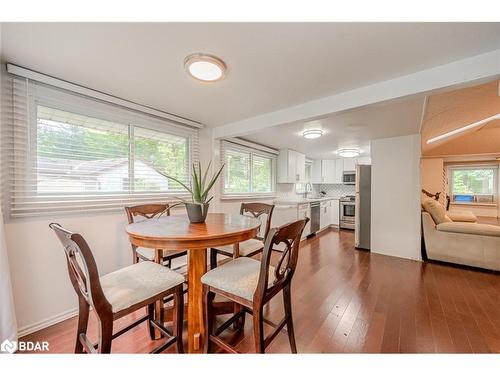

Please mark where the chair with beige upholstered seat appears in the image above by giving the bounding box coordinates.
[125,204,187,270]
[50,223,185,354]
[209,203,275,269]
[202,218,309,353]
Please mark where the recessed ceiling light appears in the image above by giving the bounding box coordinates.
[184,53,226,82]
[302,129,323,139]
[337,148,360,158]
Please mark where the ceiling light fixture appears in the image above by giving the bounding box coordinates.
[426,113,500,144]
[184,53,226,82]
[337,148,360,158]
[302,129,323,139]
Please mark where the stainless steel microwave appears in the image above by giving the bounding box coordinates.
[342,171,356,185]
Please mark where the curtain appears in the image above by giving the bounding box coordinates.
[0,206,17,344]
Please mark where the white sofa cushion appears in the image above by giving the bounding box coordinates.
[447,211,478,223]
[422,198,452,224]
[437,222,500,238]
[201,257,275,301]
[100,261,184,313]
[214,238,264,257]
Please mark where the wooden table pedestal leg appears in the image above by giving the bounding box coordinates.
[187,248,207,353]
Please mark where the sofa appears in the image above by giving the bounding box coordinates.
[421,198,500,271]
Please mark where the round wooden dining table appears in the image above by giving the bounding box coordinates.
[125,212,261,353]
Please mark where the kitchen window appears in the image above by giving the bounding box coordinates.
[3,77,198,217]
[221,140,276,197]
[449,166,498,204]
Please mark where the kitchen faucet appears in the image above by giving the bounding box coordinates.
[303,182,312,199]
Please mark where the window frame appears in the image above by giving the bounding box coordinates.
[221,141,277,199]
[448,164,498,205]
[9,81,199,216]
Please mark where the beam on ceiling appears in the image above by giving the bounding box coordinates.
[213,49,500,139]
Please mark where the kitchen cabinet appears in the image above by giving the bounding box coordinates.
[320,200,332,229]
[357,156,371,165]
[330,199,340,226]
[298,203,311,240]
[334,159,344,184]
[277,149,306,183]
[321,160,336,184]
[311,160,322,184]
[271,205,298,228]
[343,158,356,171]
[272,203,311,242]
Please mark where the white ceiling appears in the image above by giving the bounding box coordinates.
[243,95,426,159]
[2,23,499,127]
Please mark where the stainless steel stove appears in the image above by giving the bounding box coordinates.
[339,195,355,230]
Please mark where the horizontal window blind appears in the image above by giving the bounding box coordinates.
[220,139,276,197]
[2,76,199,217]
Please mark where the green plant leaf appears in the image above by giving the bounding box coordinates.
[157,171,193,195]
[201,160,211,193]
[192,163,202,203]
[202,163,225,201]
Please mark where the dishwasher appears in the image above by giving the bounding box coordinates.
[309,202,320,235]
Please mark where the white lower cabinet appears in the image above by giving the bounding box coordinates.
[320,201,330,229]
[331,199,340,226]
[271,205,298,228]
[272,204,311,244]
[298,203,311,240]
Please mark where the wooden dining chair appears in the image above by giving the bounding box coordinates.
[49,223,185,354]
[209,203,275,269]
[125,204,187,269]
[202,218,309,353]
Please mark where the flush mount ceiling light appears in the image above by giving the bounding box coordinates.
[337,148,360,158]
[184,53,226,82]
[302,129,323,139]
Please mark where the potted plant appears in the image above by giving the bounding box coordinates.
[160,162,224,223]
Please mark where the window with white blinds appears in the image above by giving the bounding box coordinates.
[221,140,276,198]
[2,76,199,217]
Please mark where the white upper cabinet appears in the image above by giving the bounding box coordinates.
[321,160,336,183]
[343,157,356,171]
[277,149,306,183]
[334,159,344,184]
[311,160,322,184]
[356,156,371,165]
[311,159,344,184]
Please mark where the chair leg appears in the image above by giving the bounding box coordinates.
[173,285,184,354]
[204,287,215,353]
[75,297,90,353]
[147,303,156,340]
[233,303,246,331]
[283,284,297,353]
[253,306,265,354]
[97,316,113,354]
[209,248,218,269]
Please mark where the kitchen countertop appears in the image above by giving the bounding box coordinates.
[273,197,340,205]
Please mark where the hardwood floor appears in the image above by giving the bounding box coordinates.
[22,228,500,353]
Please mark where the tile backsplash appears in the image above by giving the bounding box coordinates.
[277,183,355,199]
[313,184,355,198]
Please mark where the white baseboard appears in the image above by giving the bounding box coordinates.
[18,307,79,338]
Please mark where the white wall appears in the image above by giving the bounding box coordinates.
[370,134,422,261]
